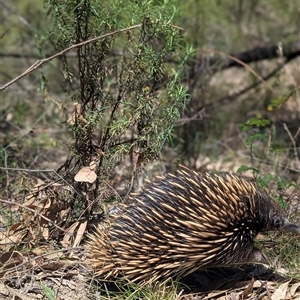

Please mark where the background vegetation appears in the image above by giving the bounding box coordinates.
[0,0,299,299]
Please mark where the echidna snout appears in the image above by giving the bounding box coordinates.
[280,219,300,234]
[86,168,300,282]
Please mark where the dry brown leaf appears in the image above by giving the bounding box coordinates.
[0,224,27,251]
[59,207,70,220]
[0,251,24,268]
[23,210,33,226]
[253,280,263,288]
[67,103,88,126]
[74,166,97,183]
[41,226,49,240]
[290,282,300,297]
[30,247,46,256]
[0,282,9,297]
[72,220,87,248]
[0,214,8,226]
[30,245,56,257]
[271,281,290,300]
[23,194,37,207]
[240,278,254,299]
[40,198,52,210]
[61,222,79,248]
[8,222,24,234]
[34,178,45,187]
[29,224,40,242]
[89,160,97,170]
[204,290,229,299]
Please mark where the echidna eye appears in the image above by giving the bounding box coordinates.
[273,217,282,228]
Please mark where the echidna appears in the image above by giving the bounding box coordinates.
[86,168,300,282]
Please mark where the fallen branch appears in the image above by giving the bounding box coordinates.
[0,24,142,91]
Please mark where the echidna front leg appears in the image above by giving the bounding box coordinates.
[233,245,265,265]
[248,246,266,263]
